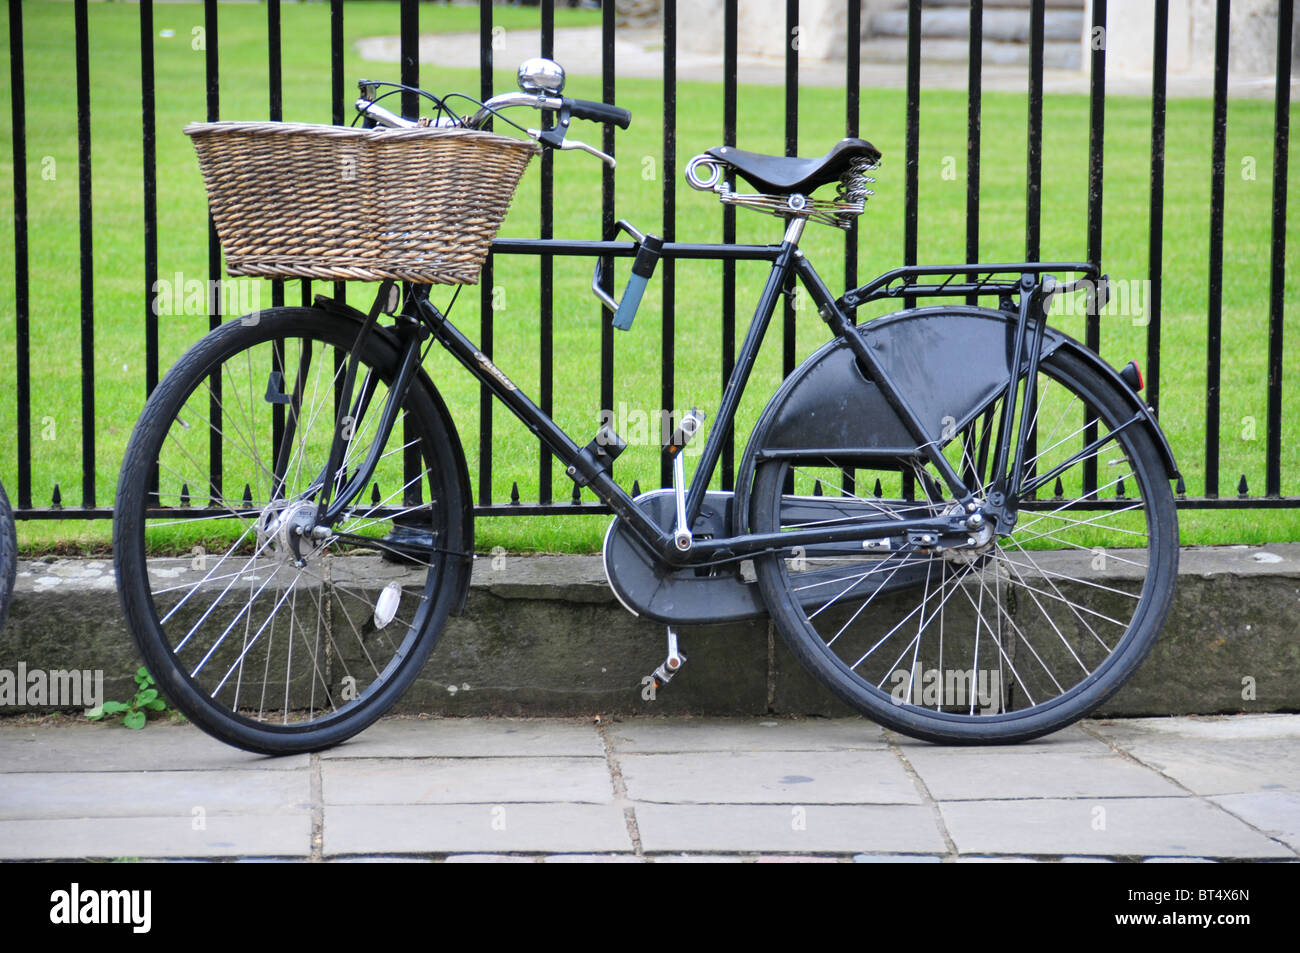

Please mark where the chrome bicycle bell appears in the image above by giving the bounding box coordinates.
[517,57,565,95]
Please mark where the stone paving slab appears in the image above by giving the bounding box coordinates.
[0,769,311,819]
[939,797,1294,859]
[1,714,1298,861]
[0,815,312,860]
[901,745,1184,801]
[1209,792,1300,853]
[543,853,644,863]
[322,757,613,805]
[325,804,633,855]
[318,717,605,759]
[1088,715,1300,795]
[635,803,947,854]
[605,717,887,753]
[619,750,921,804]
[0,722,307,772]
[442,854,535,863]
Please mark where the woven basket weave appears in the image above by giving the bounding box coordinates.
[185,121,540,284]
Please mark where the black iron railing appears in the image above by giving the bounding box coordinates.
[4,0,1296,520]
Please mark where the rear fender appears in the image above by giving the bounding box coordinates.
[735,305,1178,530]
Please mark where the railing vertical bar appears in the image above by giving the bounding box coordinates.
[1084,0,1106,497]
[268,0,284,492]
[540,0,555,503]
[661,0,677,490]
[1147,0,1167,416]
[401,0,419,116]
[903,0,920,310]
[966,0,984,306]
[1266,0,1292,498]
[1025,0,1043,263]
[75,0,96,508]
[141,0,159,398]
[1205,0,1229,499]
[330,0,344,126]
[204,0,222,504]
[721,0,738,491]
[141,0,160,503]
[901,0,920,500]
[846,0,860,317]
[783,0,798,379]
[327,0,343,315]
[842,0,861,496]
[477,0,494,505]
[599,0,616,482]
[9,0,30,509]
[1021,0,1042,488]
[268,0,284,316]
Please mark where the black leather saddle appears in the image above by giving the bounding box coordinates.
[705,138,882,196]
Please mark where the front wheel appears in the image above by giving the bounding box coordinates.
[750,348,1178,744]
[113,307,469,755]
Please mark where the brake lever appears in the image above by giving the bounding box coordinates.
[528,129,616,168]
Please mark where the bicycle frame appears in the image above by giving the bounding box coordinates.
[315,223,1107,568]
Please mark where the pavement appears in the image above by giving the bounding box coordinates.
[1,712,1297,863]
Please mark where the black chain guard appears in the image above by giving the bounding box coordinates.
[601,490,767,625]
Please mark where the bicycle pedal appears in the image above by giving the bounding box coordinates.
[662,408,706,458]
[650,626,687,688]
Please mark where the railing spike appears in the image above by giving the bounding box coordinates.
[874,478,883,498]
[632,479,641,497]
[1175,474,1186,497]
[371,482,381,505]
[51,483,62,509]
[571,483,581,504]
[510,481,520,504]
[1116,477,1125,499]
[1238,473,1249,497]
[242,483,253,506]
[1054,476,1064,499]
[180,483,190,507]
[813,480,823,497]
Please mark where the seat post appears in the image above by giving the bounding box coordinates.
[783,216,807,246]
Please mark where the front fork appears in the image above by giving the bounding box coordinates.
[278,281,426,547]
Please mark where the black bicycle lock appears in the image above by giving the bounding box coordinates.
[613,234,663,331]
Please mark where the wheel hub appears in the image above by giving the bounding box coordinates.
[257,500,327,565]
[942,500,995,565]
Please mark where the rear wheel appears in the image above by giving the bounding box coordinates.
[113,307,468,754]
[750,348,1178,743]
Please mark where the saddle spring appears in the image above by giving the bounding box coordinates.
[684,153,879,231]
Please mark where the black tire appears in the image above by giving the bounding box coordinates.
[113,307,468,755]
[0,480,15,633]
[750,347,1178,744]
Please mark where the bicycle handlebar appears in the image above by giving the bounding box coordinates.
[357,89,630,135]
[563,98,632,129]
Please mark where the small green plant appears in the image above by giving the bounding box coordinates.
[87,667,169,730]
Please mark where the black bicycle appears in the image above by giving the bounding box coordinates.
[114,59,1179,754]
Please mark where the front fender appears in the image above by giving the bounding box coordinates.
[735,305,1178,529]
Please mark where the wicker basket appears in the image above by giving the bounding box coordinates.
[185,121,541,284]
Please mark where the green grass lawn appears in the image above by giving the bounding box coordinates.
[1,0,1297,555]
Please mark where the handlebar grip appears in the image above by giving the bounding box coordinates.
[564,98,631,129]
